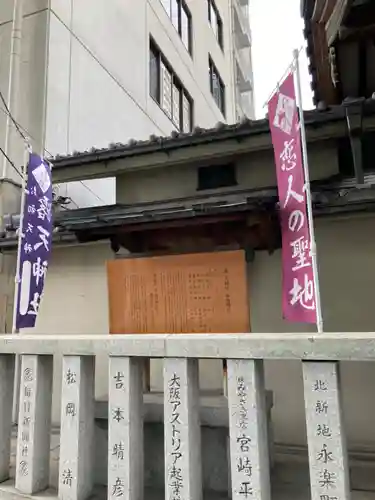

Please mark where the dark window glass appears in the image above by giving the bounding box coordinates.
[217,17,223,49]
[208,0,223,50]
[181,3,190,52]
[362,131,375,172]
[209,57,225,116]
[149,42,160,103]
[197,164,237,190]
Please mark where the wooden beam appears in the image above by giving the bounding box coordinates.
[311,22,339,105]
[105,213,280,254]
[339,22,375,41]
[326,0,350,45]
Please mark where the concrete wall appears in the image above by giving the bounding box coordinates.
[21,241,113,425]
[0,1,49,175]
[24,213,375,451]
[116,142,339,203]
[1,0,240,208]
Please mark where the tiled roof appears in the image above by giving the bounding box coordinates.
[1,172,375,249]
[51,104,356,168]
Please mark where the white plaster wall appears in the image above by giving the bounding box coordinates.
[45,0,237,208]
[0,2,49,171]
[22,241,113,423]
[26,214,375,451]
[148,0,236,128]
[0,0,239,207]
[250,215,375,450]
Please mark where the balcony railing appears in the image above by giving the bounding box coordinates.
[234,48,252,93]
[0,332,368,499]
[233,0,252,49]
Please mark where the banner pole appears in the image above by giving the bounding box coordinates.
[12,143,30,333]
[11,142,30,424]
[292,48,323,334]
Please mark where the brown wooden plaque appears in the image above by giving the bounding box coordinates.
[107,250,250,334]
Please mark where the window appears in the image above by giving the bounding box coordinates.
[172,82,181,128]
[208,0,223,49]
[150,39,193,133]
[182,94,191,133]
[171,0,179,31]
[197,164,237,191]
[149,43,160,102]
[161,61,173,118]
[180,4,190,51]
[209,57,225,116]
[338,131,375,178]
[160,0,192,54]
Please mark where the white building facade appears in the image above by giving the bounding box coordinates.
[0,0,254,209]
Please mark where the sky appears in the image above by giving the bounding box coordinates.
[249,0,314,118]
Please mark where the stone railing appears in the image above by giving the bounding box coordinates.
[0,332,366,500]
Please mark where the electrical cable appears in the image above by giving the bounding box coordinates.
[0,144,22,178]
[0,105,106,205]
[0,88,29,143]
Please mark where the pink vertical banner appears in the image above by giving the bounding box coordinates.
[267,71,316,323]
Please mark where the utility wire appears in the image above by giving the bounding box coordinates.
[0,104,106,205]
[0,89,26,179]
[51,10,168,136]
[0,88,29,143]
[0,145,22,178]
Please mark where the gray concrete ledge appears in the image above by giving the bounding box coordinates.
[1,333,375,360]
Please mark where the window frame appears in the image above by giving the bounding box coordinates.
[160,0,193,55]
[209,56,225,116]
[149,38,194,133]
[207,0,223,50]
[197,164,237,191]
[149,42,160,103]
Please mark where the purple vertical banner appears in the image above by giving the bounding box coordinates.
[15,153,53,329]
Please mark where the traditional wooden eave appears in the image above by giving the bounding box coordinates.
[325,0,350,45]
[50,103,375,184]
[2,172,375,253]
[303,0,375,105]
[301,0,351,105]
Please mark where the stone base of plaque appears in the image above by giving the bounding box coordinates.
[94,390,274,494]
[3,428,375,500]
[2,478,375,500]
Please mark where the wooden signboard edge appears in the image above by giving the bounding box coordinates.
[106,249,251,393]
